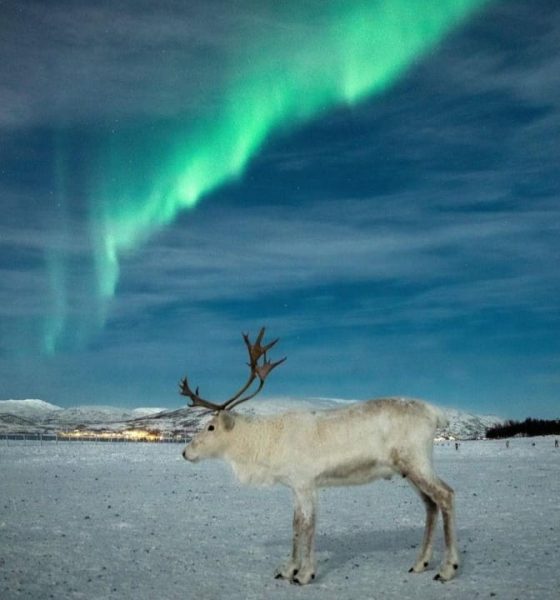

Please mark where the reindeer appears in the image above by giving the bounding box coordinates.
[180,328,458,585]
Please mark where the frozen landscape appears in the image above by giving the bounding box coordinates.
[0,399,502,440]
[1,434,558,599]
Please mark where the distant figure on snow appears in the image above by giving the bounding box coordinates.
[506,440,510,449]
[455,442,459,451]
[555,439,559,449]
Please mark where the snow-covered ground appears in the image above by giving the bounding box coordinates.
[1,437,558,599]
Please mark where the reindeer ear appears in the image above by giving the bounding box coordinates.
[219,411,236,431]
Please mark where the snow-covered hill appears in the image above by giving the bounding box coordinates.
[0,399,62,418]
[0,397,502,439]
[40,405,166,425]
[0,400,166,433]
[439,407,503,440]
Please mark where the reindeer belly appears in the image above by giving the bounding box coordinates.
[315,458,395,487]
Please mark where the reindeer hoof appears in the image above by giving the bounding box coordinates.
[433,561,459,582]
[274,565,299,580]
[409,561,430,573]
[291,572,315,585]
[275,571,297,580]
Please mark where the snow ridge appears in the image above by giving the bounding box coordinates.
[0,399,62,416]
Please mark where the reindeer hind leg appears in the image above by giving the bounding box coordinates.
[407,489,438,573]
[406,468,459,581]
[433,476,459,581]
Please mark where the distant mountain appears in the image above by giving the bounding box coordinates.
[0,397,503,439]
[0,399,62,418]
[439,407,503,440]
[0,416,48,434]
[41,405,166,425]
[0,400,166,434]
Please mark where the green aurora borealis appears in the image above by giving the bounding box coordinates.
[45,0,488,355]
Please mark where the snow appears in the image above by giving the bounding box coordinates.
[0,401,168,435]
[39,406,166,425]
[440,408,503,440]
[0,400,62,417]
[130,408,167,418]
[1,437,558,599]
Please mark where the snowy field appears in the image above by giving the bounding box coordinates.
[1,438,558,600]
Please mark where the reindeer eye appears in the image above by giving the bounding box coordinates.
[208,425,215,431]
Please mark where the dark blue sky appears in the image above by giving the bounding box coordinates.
[1,0,559,418]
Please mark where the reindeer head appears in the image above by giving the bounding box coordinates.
[180,328,286,462]
[182,411,236,462]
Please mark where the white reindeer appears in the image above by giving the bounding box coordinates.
[180,329,458,585]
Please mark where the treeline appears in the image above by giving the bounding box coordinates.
[486,418,560,439]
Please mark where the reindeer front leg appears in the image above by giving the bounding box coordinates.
[275,487,317,584]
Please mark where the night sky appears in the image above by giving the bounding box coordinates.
[1,0,559,418]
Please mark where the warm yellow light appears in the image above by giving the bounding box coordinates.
[57,428,163,441]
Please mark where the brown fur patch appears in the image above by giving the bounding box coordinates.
[320,459,378,481]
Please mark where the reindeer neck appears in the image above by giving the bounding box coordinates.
[225,413,281,465]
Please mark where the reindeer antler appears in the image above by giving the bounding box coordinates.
[179,327,286,412]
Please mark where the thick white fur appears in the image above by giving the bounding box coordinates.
[183,397,458,585]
